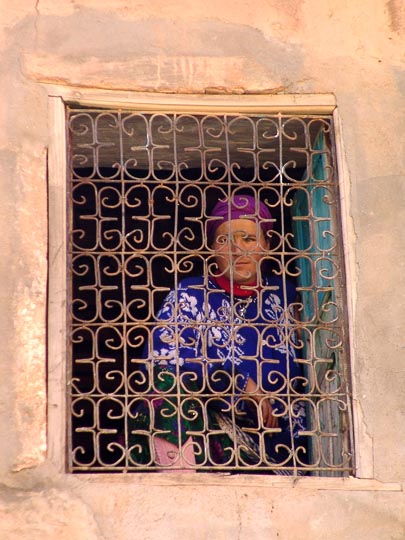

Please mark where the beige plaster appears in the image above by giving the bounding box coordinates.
[0,487,103,540]
[22,53,283,94]
[0,0,404,538]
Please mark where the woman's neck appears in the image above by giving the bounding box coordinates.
[212,274,257,297]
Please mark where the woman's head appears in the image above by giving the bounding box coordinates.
[208,195,273,284]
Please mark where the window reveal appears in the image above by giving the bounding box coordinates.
[67,109,353,475]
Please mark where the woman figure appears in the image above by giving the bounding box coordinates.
[131,194,307,472]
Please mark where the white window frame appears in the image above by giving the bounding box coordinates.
[47,87,386,488]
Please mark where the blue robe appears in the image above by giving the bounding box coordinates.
[142,274,308,469]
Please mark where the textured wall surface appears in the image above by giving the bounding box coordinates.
[0,0,404,538]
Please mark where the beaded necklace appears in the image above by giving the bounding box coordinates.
[211,274,259,318]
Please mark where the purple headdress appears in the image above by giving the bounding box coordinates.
[206,194,273,245]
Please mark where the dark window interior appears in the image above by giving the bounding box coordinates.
[67,109,353,474]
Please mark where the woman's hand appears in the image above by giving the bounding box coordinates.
[245,378,279,429]
[259,396,279,429]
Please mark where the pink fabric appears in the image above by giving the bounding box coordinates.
[154,436,196,473]
[212,273,258,297]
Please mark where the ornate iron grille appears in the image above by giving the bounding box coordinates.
[67,107,354,475]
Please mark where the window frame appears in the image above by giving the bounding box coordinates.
[47,88,373,484]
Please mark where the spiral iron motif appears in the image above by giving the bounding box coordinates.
[67,110,353,475]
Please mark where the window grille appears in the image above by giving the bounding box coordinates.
[67,107,354,475]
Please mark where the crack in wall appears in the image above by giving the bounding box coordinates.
[33,0,40,48]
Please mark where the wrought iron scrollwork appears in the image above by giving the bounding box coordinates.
[67,109,353,475]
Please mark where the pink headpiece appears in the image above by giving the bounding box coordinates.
[207,194,273,245]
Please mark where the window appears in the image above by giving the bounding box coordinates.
[67,104,353,475]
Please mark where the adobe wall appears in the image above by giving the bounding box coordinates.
[0,1,404,538]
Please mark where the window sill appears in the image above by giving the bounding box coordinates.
[68,473,402,492]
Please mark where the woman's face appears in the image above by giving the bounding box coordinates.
[212,218,269,284]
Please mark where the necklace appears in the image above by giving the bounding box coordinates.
[235,295,257,318]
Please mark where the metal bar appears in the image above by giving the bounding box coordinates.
[67,110,353,475]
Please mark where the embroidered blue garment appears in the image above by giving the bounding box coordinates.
[148,274,307,461]
[152,276,300,387]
